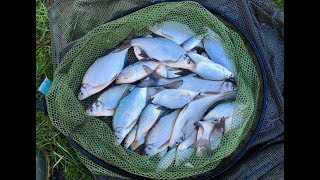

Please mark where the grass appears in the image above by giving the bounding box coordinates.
[36,0,283,179]
[36,0,93,179]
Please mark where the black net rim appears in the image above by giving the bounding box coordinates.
[63,0,268,179]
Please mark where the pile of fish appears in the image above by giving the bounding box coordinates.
[78,21,246,170]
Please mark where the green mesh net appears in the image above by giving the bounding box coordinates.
[46,1,263,179]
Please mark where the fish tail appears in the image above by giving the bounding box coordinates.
[173,69,191,76]
[190,138,212,157]
[161,80,183,89]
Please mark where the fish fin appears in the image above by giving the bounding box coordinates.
[142,65,154,75]
[130,141,140,150]
[202,91,221,95]
[193,121,204,130]
[156,106,168,111]
[192,92,209,101]
[190,139,211,156]
[126,119,138,130]
[151,33,163,38]
[159,109,175,119]
[192,74,207,80]
[162,80,183,89]
[173,70,191,76]
[159,139,170,150]
[220,117,226,135]
[138,48,150,61]
[137,78,158,87]
[147,97,154,104]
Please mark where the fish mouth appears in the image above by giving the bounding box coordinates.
[229,76,236,83]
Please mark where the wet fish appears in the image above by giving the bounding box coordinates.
[78,48,129,100]
[124,124,138,149]
[191,118,221,156]
[168,90,237,148]
[86,84,134,117]
[203,101,236,121]
[203,27,236,73]
[181,34,205,51]
[143,109,181,156]
[130,104,166,150]
[156,147,177,171]
[141,73,236,93]
[161,54,196,71]
[194,60,235,81]
[113,87,149,145]
[210,122,224,150]
[175,129,197,166]
[115,60,159,84]
[149,21,195,45]
[151,89,199,109]
[203,101,246,134]
[127,37,186,62]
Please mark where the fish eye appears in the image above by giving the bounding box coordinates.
[175,141,179,145]
[146,153,148,155]
[80,92,83,95]
[90,109,93,112]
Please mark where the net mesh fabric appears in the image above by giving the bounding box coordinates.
[47,1,262,179]
[48,0,284,179]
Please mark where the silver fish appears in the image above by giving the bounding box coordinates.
[191,118,220,156]
[113,87,149,145]
[145,73,236,93]
[175,129,197,166]
[203,101,246,134]
[149,21,195,45]
[187,52,212,63]
[143,109,181,156]
[168,90,237,148]
[156,147,177,171]
[181,34,205,51]
[129,37,186,62]
[192,58,235,81]
[203,101,236,121]
[151,89,199,109]
[124,124,138,149]
[86,84,134,117]
[78,48,129,100]
[133,46,144,61]
[203,27,236,73]
[210,123,224,150]
[224,114,245,135]
[161,54,196,71]
[130,104,166,150]
[115,60,159,84]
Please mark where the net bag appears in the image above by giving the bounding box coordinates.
[46,1,265,179]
